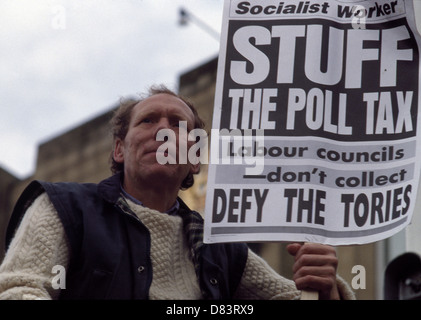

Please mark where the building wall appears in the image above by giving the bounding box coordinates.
[0,168,21,257]
[1,56,377,299]
[33,110,115,184]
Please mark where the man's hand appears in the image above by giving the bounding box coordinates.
[286,243,340,300]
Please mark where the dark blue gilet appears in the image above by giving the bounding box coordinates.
[6,174,248,300]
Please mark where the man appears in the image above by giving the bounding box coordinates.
[0,85,354,300]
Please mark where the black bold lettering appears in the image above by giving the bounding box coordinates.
[370,192,384,225]
[341,194,354,227]
[228,189,241,222]
[254,189,269,222]
[235,1,250,14]
[284,189,298,222]
[402,184,412,215]
[298,188,313,223]
[212,189,226,223]
[354,194,369,227]
[240,189,253,222]
[315,190,326,225]
[392,187,403,220]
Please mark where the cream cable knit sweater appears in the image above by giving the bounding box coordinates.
[0,193,354,300]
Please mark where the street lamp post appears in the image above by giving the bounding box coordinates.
[179,7,220,41]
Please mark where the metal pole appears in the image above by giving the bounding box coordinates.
[179,7,220,41]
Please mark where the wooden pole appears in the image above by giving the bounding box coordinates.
[301,290,319,300]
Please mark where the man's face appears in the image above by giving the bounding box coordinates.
[114,93,199,187]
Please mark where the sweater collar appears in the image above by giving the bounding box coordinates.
[99,173,180,215]
[120,184,180,215]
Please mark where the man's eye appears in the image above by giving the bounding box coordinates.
[140,118,152,124]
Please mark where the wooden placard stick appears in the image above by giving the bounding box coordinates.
[301,290,319,300]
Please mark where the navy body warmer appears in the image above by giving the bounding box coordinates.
[5,174,248,300]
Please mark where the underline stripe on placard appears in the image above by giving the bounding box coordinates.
[210,216,408,238]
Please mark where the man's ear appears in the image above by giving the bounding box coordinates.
[113,139,125,164]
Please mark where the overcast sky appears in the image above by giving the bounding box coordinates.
[0,0,224,178]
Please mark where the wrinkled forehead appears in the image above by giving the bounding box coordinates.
[132,93,195,123]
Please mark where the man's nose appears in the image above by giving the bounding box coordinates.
[155,118,171,130]
[154,118,173,141]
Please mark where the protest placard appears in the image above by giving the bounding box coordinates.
[204,0,421,245]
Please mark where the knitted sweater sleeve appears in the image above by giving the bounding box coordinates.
[234,248,355,300]
[0,193,69,300]
[234,249,301,300]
